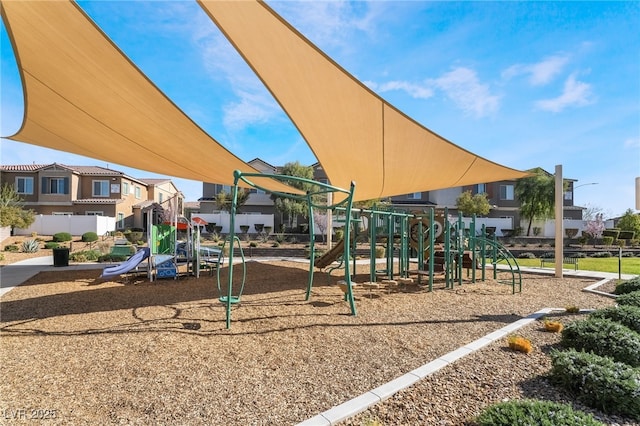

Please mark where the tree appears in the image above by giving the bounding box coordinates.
[583,213,605,239]
[216,188,250,213]
[0,183,35,231]
[312,210,328,243]
[514,168,560,236]
[455,190,491,217]
[272,161,315,229]
[617,208,640,237]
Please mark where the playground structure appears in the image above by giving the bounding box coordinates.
[221,170,357,329]
[314,206,522,295]
[99,185,521,329]
[217,169,521,329]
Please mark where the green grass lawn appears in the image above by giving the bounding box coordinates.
[506,257,640,275]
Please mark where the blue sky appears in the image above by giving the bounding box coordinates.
[1,1,638,218]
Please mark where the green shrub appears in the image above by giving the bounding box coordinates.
[69,250,100,262]
[561,318,640,367]
[98,254,128,263]
[0,253,4,261]
[249,241,258,248]
[4,244,19,252]
[615,278,640,295]
[550,349,640,419]
[539,251,555,259]
[619,230,636,240]
[603,229,620,239]
[601,236,614,245]
[517,252,536,259]
[590,251,612,258]
[44,242,59,249]
[53,232,73,242]
[569,252,587,258]
[20,239,40,253]
[475,398,605,426]
[81,232,99,243]
[589,305,640,334]
[617,290,640,308]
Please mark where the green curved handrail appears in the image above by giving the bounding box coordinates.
[223,170,357,328]
[217,235,247,307]
[475,236,522,294]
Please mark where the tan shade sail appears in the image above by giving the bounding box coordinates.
[0,0,301,195]
[198,0,529,202]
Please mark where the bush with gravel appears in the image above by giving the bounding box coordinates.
[53,232,73,242]
[617,290,640,308]
[561,317,640,367]
[475,398,605,426]
[589,305,640,334]
[550,349,640,420]
[615,277,640,295]
[81,232,99,243]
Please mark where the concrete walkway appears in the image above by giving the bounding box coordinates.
[0,256,104,297]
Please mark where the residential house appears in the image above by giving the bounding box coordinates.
[199,160,586,235]
[200,158,283,227]
[1,163,183,231]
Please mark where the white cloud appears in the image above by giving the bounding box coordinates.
[429,67,500,118]
[269,1,379,48]
[623,137,640,149]
[502,54,570,86]
[535,73,594,112]
[191,15,282,130]
[370,80,434,99]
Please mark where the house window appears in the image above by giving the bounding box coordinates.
[499,185,514,200]
[159,193,163,203]
[93,180,109,197]
[41,177,69,194]
[476,183,486,194]
[135,186,141,199]
[86,211,103,216]
[564,191,573,201]
[117,212,125,229]
[16,177,34,194]
[408,192,422,200]
[122,182,129,195]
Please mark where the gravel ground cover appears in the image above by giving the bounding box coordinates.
[0,259,634,425]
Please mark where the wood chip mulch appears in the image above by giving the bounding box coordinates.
[0,260,634,425]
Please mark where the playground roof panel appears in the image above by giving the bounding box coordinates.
[0,1,301,196]
[198,0,529,201]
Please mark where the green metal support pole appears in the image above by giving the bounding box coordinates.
[492,232,498,280]
[470,215,476,283]
[225,172,241,329]
[481,224,486,282]
[305,193,315,301]
[428,208,434,292]
[417,216,424,285]
[444,207,450,289]
[369,212,376,284]
[386,215,393,279]
[343,182,357,316]
[457,212,463,286]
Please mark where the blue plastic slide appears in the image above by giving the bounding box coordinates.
[100,247,151,279]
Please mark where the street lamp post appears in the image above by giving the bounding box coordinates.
[574,182,599,190]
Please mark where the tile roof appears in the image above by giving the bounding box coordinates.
[72,198,122,204]
[0,163,123,175]
[138,178,170,185]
